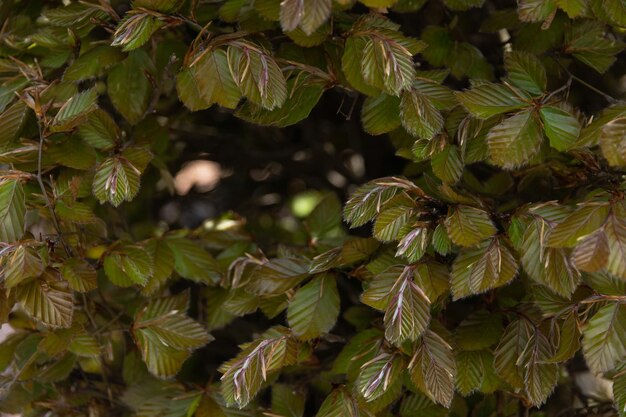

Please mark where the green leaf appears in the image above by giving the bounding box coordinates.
[505,51,547,96]
[69,331,101,358]
[227,43,287,110]
[195,395,228,417]
[599,117,626,167]
[343,178,403,227]
[111,13,164,52]
[143,291,190,321]
[540,106,581,151]
[50,88,98,132]
[521,219,581,297]
[333,328,383,379]
[272,384,305,417]
[341,237,380,264]
[4,245,44,289]
[373,205,413,242]
[136,304,211,350]
[361,0,399,6]
[140,314,211,350]
[409,329,456,407]
[78,109,119,150]
[190,49,241,110]
[134,328,191,379]
[455,83,525,119]
[48,135,97,170]
[548,311,581,363]
[287,273,340,340]
[176,66,211,111]
[455,311,503,351]
[451,238,518,300]
[55,200,98,225]
[357,352,404,401]
[287,24,330,47]
[166,237,220,284]
[431,145,463,185]
[571,230,610,273]
[547,203,610,247]
[399,392,448,417]
[443,0,485,10]
[565,20,625,73]
[361,94,401,135]
[220,327,297,407]
[16,274,74,328]
[92,156,141,207]
[108,50,154,124]
[431,223,453,256]
[38,353,77,383]
[494,319,533,389]
[43,2,108,26]
[40,327,74,356]
[142,238,175,295]
[103,245,153,287]
[280,0,304,32]
[584,271,626,296]
[255,0,280,20]
[582,303,626,373]
[604,211,626,280]
[61,258,98,292]
[518,0,557,22]
[236,76,325,127]
[487,110,543,169]
[555,0,587,17]
[414,260,450,302]
[396,227,430,263]
[134,0,184,12]
[384,267,431,346]
[361,266,400,310]
[343,36,382,96]
[0,332,27,372]
[602,0,626,25]
[0,100,28,147]
[360,30,421,96]
[400,89,443,139]
[315,388,361,417]
[445,205,496,247]
[519,329,558,406]
[247,258,310,295]
[0,179,26,243]
[64,46,124,81]
[455,350,485,395]
[614,367,626,417]
[305,193,342,239]
[132,293,210,379]
[280,0,331,35]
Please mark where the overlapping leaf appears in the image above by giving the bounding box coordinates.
[384,267,431,345]
[409,329,456,407]
[220,327,298,407]
[487,110,543,169]
[16,272,74,328]
[287,273,340,340]
[582,303,626,373]
[0,179,26,243]
[444,205,496,247]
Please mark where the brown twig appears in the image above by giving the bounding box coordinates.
[552,57,619,105]
[36,122,73,257]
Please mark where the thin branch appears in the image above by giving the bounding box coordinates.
[543,77,572,103]
[36,122,72,257]
[552,57,619,104]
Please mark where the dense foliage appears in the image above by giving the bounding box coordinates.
[1,0,626,416]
